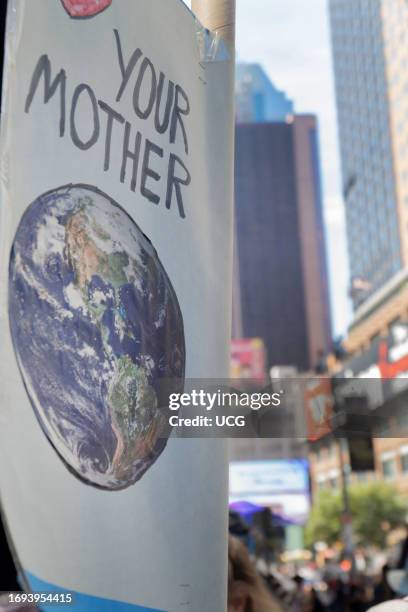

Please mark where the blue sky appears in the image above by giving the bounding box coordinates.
[185,0,352,337]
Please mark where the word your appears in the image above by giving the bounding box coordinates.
[25,29,191,218]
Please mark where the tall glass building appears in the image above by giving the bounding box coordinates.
[235,63,294,123]
[234,117,332,371]
[329,0,408,309]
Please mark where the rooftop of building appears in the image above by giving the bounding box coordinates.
[235,62,294,123]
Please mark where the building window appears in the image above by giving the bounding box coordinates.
[401,454,408,474]
[398,412,408,432]
[330,477,338,489]
[378,419,391,435]
[381,456,397,480]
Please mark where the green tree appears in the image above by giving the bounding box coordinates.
[305,489,343,547]
[305,481,407,549]
[350,482,407,548]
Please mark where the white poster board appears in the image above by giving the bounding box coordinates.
[0,1,234,610]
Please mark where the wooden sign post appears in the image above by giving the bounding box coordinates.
[192,0,236,46]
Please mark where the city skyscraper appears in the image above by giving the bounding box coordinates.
[234,116,332,371]
[235,63,294,123]
[329,0,408,309]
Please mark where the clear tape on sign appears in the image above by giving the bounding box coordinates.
[195,19,231,63]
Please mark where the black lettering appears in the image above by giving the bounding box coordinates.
[70,84,100,150]
[98,100,125,171]
[170,85,190,155]
[120,121,142,192]
[25,54,66,137]
[133,58,157,120]
[166,153,190,219]
[141,139,163,204]
[114,29,143,102]
[155,73,174,134]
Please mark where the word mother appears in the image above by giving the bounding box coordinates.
[25,29,191,219]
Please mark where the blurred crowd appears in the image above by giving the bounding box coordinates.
[227,512,408,612]
[227,536,408,611]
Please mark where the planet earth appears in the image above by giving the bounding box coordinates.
[9,184,185,490]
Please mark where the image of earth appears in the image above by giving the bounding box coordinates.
[8,184,185,490]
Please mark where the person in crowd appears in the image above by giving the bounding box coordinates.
[396,529,408,571]
[327,578,346,612]
[0,602,37,612]
[367,564,408,611]
[348,577,370,612]
[308,587,326,612]
[374,564,395,605]
[290,575,309,612]
[228,536,282,612]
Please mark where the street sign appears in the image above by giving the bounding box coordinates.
[230,338,267,382]
[304,377,333,441]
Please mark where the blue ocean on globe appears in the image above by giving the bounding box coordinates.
[9,184,185,490]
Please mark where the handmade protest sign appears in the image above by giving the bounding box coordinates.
[0,1,234,609]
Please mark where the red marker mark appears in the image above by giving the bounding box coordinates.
[61,0,112,18]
